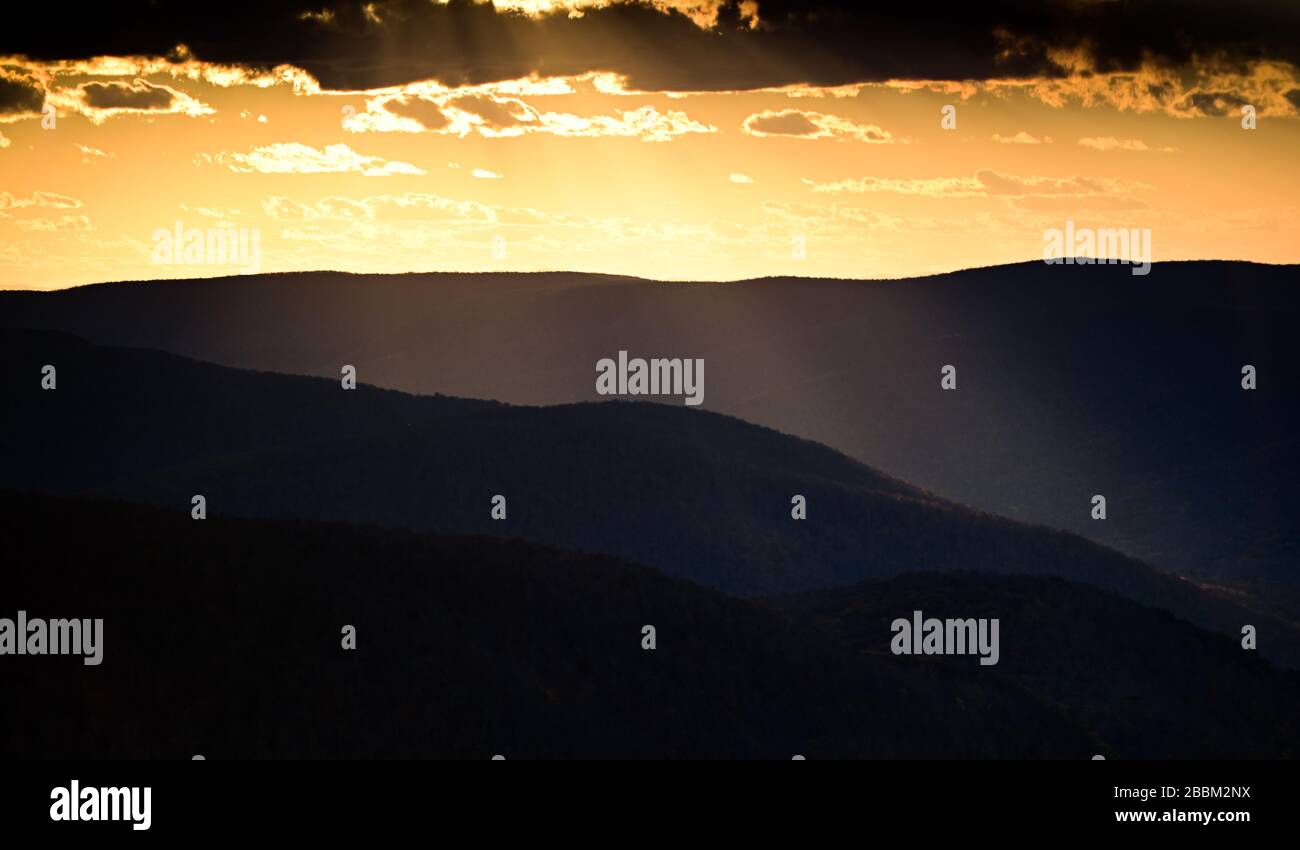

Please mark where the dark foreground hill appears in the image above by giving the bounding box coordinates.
[3,261,1297,593]
[769,573,1300,759]
[0,492,1097,759]
[4,329,1299,670]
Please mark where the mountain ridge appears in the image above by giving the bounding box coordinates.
[7,258,1295,293]
[5,327,1298,670]
[4,260,1296,596]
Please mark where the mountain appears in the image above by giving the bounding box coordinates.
[0,491,1098,759]
[3,261,1297,597]
[4,328,1299,670]
[6,492,1295,759]
[769,572,1300,759]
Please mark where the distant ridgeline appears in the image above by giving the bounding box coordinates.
[1,261,1294,600]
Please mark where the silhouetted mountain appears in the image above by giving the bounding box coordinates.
[5,329,1299,670]
[6,262,1295,595]
[0,492,1098,759]
[769,573,1300,759]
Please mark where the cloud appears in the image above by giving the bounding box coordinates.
[897,57,1300,119]
[179,203,246,222]
[347,92,716,141]
[2,52,317,92]
[974,170,1140,197]
[3,3,1295,131]
[80,79,173,110]
[0,190,82,211]
[450,93,539,129]
[0,67,45,120]
[812,175,984,197]
[382,96,455,131]
[264,192,504,226]
[472,168,503,180]
[43,78,216,123]
[811,169,1148,208]
[729,172,754,184]
[15,214,92,232]
[351,91,543,135]
[74,143,115,163]
[7,1,1298,94]
[534,105,715,140]
[0,129,8,148]
[1184,91,1251,117]
[741,109,892,142]
[1078,136,1177,153]
[761,199,952,236]
[991,131,1048,145]
[484,1,753,30]
[263,196,374,222]
[207,143,426,176]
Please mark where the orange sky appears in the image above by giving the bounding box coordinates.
[2,44,1298,289]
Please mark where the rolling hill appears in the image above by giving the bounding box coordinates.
[4,328,1299,671]
[3,261,1296,595]
[0,491,1098,759]
[770,572,1300,759]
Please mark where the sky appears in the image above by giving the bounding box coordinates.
[2,0,1299,290]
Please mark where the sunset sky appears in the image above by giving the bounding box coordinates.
[2,0,1299,290]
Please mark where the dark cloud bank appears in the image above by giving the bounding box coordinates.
[4,0,1299,92]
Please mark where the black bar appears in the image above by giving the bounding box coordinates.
[1,760,1286,838]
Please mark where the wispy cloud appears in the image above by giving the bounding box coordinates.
[0,190,83,212]
[345,91,717,142]
[206,143,426,176]
[741,109,893,142]
[15,214,93,232]
[810,169,1149,211]
[992,131,1049,144]
[74,143,115,164]
[812,170,1142,198]
[1078,136,1178,153]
